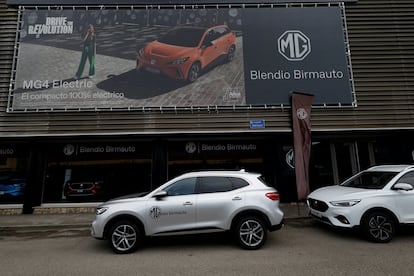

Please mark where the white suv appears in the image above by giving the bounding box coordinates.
[92,170,284,253]
[307,165,414,242]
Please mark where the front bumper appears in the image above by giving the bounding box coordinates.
[308,206,358,228]
[91,218,105,239]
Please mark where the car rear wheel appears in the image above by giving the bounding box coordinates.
[362,211,395,243]
[187,62,201,83]
[109,220,141,254]
[234,216,267,250]
[226,45,236,62]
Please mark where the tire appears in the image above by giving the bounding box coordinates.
[108,220,141,254]
[234,216,267,250]
[362,211,395,243]
[187,62,201,83]
[226,45,236,63]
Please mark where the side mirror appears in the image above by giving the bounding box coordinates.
[393,183,414,191]
[153,190,168,200]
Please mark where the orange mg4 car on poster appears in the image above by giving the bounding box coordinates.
[136,25,237,83]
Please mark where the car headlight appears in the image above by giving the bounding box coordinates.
[330,200,361,207]
[169,57,189,65]
[96,207,108,215]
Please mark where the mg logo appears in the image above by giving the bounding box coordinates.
[296,108,308,120]
[278,30,311,61]
[286,149,295,169]
[63,144,75,156]
[150,206,162,219]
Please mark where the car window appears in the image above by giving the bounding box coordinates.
[214,27,230,38]
[229,177,249,189]
[164,177,196,196]
[203,30,216,44]
[258,176,273,187]
[197,177,232,193]
[396,171,414,185]
[341,171,397,189]
[197,176,248,194]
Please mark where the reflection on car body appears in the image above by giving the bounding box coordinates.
[137,25,237,82]
[64,179,104,200]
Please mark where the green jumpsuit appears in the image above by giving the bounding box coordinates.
[75,31,95,79]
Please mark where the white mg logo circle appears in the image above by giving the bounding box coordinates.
[278,30,311,61]
[63,144,75,156]
[296,108,308,120]
[286,149,295,169]
[185,142,197,154]
[150,206,162,219]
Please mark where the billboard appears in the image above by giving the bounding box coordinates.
[8,6,354,112]
[242,7,353,105]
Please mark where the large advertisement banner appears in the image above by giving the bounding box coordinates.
[242,7,353,105]
[9,6,353,112]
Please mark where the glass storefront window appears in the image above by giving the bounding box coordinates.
[44,160,152,203]
[43,143,152,203]
[0,154,28,204]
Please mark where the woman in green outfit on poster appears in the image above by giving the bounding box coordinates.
[75,24,96,79]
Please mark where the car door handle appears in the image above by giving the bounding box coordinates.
[183,202,193,206]
[232,196,242,201]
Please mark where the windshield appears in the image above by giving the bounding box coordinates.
[158,27,205,47]
[340,171,397,189]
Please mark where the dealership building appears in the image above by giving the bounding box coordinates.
[0,0,413,213]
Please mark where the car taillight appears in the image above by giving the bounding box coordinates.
[266,192,280,201]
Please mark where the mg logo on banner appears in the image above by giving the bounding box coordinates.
[278,30,311,61]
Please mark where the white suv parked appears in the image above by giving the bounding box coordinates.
[307,165,414,242]
[92,170,284,253]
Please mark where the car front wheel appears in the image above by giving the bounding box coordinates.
[109,220,141,254]
[362,211,395,243]
[187,62,201,83]
[234,216,267,250]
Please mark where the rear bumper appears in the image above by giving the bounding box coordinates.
[269,219,284,232]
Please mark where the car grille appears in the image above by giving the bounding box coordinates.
[307,198,329,212]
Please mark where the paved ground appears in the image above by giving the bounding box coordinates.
[1,217,414,276]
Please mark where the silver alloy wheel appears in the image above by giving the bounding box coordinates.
[111,224,137,252]
[238,219,265,248]
[367,214,393,242]
[187,63,200,82]
[226,45,235,62]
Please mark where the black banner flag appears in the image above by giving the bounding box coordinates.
[291,92,314,201]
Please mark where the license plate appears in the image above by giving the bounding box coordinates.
[310,209,323,218]
[77,190,84,193]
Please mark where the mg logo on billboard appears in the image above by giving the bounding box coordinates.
[278,30,311,61]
